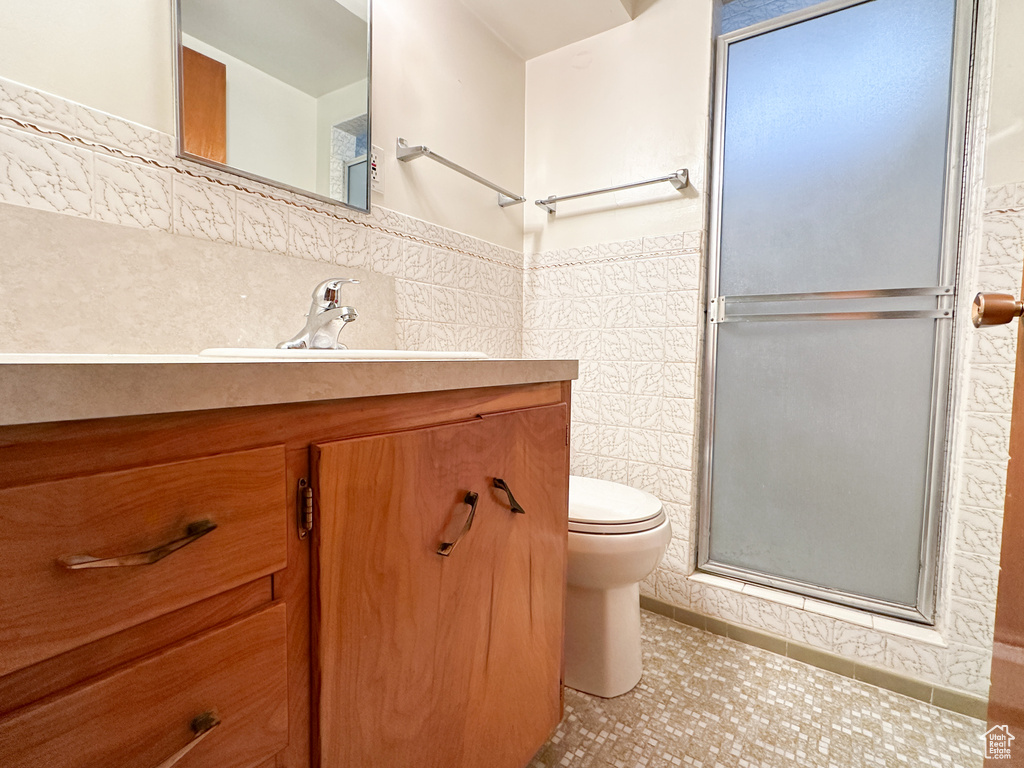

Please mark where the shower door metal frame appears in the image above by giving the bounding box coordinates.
[697,0,979,623]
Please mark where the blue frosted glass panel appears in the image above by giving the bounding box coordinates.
[709,319,937,605]
[718,0,956,296]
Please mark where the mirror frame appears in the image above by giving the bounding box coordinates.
[171,0,373,213]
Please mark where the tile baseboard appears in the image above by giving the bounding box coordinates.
[639,594,988,721]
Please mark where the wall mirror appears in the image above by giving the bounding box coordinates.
[174,0,371,211]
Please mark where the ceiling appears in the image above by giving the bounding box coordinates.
[459,0,642,60]
[181,0,642,96]
[181,0,368,97]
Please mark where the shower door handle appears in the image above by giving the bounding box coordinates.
[972,293,1024,328]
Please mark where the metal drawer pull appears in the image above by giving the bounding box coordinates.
[58,520,217,570]
[437,492,480,557]
[493,478,526,514]
[152,710,221,768]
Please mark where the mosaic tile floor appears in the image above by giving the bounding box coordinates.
[531,611,984,768]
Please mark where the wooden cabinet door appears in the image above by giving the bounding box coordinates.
[314,417,494,768]
[313,404,568,768]
[463,405,568,768]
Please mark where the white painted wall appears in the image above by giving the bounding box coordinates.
[371,0,526,250]
[984,0,1024,187]
[316,79,369,197]
[183,35,318,193]
[523,0,713,254]
[0,0,174,133]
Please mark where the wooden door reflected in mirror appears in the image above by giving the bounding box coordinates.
[181,47,226,164]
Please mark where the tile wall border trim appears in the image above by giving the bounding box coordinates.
[0,111,522,270]
[527,246,703,271]
[640,595,988,721]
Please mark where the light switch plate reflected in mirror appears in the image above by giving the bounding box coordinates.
[173,0,372,213]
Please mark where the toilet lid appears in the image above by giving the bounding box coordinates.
[568,475,666,534]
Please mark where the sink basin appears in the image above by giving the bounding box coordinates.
[199,348,490,361]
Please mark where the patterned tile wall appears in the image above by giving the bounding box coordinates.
[523,235,704,579]
[939,183,1024,695]
[521,187,1024,698]
[0,76,523,359]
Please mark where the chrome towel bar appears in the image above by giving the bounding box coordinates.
[536,169,689,214]
[396,138,526,208]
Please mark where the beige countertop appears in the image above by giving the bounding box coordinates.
[0,355,578,427]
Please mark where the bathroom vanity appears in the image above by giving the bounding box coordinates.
[0,356,575,768]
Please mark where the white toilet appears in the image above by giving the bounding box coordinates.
[565,475,672,698]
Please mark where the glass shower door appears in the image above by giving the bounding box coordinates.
[700,0,969,620]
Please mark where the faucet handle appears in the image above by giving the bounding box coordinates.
[313,278,360,308]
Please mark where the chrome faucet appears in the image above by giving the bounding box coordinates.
[278,278,359,350]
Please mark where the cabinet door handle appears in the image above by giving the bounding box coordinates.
[58,520,217,570]
[493,478,526,514]
[152,711,221,768]
[437,492,480,556]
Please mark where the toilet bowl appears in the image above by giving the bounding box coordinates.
[565,475,672,698]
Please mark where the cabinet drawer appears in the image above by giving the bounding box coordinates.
[0,446,288,676]
[0,603,289,768]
